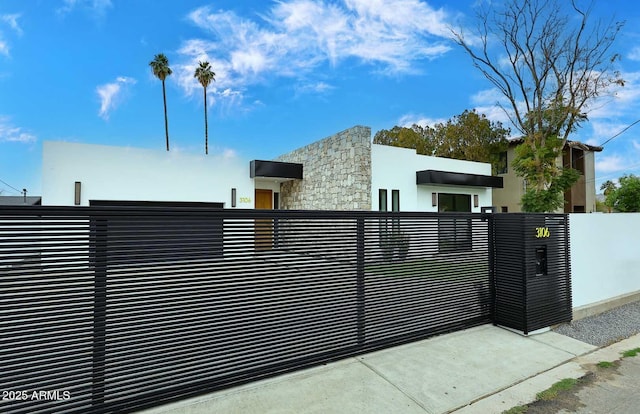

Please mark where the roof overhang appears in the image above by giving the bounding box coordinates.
[508,137,603,152]
[416,169,503,188]
[250,160,303,180]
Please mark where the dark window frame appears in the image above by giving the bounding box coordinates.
[571,148,585,175]
[497,151,508,174]
[379,189,388,211]
[391,190,400,212]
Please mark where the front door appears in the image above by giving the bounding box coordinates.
[255,189,273,210]
[255,189,273,250]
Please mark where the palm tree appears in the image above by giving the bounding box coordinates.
[600,180,617,213]
[149,53,172,151]
[194,61,216,155]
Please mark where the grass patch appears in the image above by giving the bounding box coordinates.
[622,347,640,358]
[597,361,615,368]
[503,376,585,413]
[535,378,579,401]
[502,406,528,414]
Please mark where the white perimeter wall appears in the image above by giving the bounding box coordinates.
[42,141,255,207]
[570,213,640,307]
[371,144,494,212]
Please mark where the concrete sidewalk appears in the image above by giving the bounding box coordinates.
[138,324,599,414]
[457,331,640,413]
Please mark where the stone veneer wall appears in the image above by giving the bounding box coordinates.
[275,126,372,210]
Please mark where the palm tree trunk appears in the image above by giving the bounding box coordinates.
[162,80,169,151]
[204,87,208,155]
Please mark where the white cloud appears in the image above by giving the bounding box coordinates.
[0,13,22,56]
[1,14,22,36]
[58,0,113,16]
[596,154,627,173]
[469,88,520,130]
[0,116,36,143]
[96,76,136,120]
[0,40,8,56]
[628,46,640,62]
[398,113,447,128]
[595,140,640,178]
[222,148,237,159]
[178,0,454,106]
[588,120,627,143]
[294,81,334,95]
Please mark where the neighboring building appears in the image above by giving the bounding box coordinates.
[0,196,41,205]
[492,138,602,213]
[42,126,503,212]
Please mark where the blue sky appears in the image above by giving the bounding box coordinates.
[1,0,640,196]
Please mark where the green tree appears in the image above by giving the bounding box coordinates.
[373,110,509,173]
[453,0,624,212]
[149,53,173,151]
[373,124,436,156]
[603,175,640,212]
[434,110,509,173]
[595,199,608,213]
[194,61,216,155]
[600,180,617,212]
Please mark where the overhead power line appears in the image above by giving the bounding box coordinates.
[0,178,23,195]
[598,119,640,148]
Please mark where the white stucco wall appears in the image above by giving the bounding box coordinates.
[42,141,255,207]
[370,144,494,212]
[570,213,640,307]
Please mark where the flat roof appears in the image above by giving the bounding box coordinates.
[416,170,503,188]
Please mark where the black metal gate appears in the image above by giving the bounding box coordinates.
[0,206,496,413]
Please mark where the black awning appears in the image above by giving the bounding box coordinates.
[416,169,503,188]
[250,160,303,180]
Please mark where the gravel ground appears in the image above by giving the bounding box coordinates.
[553,300,640,347]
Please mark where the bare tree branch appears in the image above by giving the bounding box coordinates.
[452,0,625,211]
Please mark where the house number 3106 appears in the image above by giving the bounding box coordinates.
[535,227,550,238]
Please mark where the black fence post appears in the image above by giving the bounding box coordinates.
[91,218,107,409]
[486,212,496,323]
[356,217,365,347]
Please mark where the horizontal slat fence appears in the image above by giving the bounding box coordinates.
[0,206,492,413]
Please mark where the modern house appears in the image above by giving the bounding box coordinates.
[272,126,502,212]
[492,138,602,213]
[41,126,503,211]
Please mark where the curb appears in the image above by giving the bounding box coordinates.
[452,333,640,414]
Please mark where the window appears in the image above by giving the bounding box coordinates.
[274,192,280,209]
[379,189,387,211]
[437,193,472,253]
[501,206,508,213]
[571,148,585,175]
[496,151,508,174]
[391,190,400,212]
[438,193,471,212]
